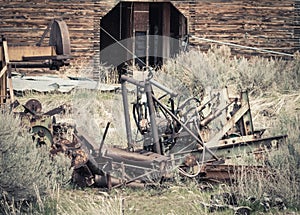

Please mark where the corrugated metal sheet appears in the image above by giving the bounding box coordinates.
[12,75,119,93]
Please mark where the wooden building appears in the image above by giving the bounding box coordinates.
[0,0,298,71]
[100,1,187,67]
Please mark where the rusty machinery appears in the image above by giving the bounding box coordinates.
[0,19,73,159]
[0,19,71,107]
[65,73,286,188]
[0,19,287,188]
[13,98,74,150]
[1,71,286,188]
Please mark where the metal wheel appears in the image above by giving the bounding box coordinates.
[24,99,42,113]
[31,125,53,147]
[49,20,71,55]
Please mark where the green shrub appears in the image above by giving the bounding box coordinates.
[158,46,300,211]
[0,113,71,214]
[159,46,299,97]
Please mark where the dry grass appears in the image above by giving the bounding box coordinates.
[0,113,72,214]
[159,46,299,97]
[2,45,300,214]
[156,46,300,212]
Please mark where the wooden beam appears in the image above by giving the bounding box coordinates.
[8,46,55,61]
[0,65,7,78]
[3,41,9,63]
[7,65,14,103]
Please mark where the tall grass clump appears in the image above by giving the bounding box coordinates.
[158,46,300,211]
[0,113,72,214]
[234,114,300,209]
[160,46,299,97]
[45,189,122,215]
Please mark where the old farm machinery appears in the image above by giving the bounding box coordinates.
[0,19,74,158]
[0,19,71,108]
[64,73,287,188]
[0,18,287,188]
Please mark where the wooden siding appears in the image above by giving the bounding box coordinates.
[0,0,117,69]
[172,0,297,56]
[0,0,298,72]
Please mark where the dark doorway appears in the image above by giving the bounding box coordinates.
[149,4,163,66]
[100,1,187,68]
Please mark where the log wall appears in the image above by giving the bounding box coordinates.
[0,0,298,73]
[172,0,297,57]
[0,0,117,71]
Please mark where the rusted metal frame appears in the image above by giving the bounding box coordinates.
[72,134,105,176]
[162,114,199,153]
[104,151,161,168]
[218,133,282,146]
[22,55,70,61]
[172,149,217,164]
[8,62,53,68]
[218,134,287,148]
[120,75,177,96]
[205,100,251,148]
[149,79,178,97]
[43,105,65,116]
[121,75,145,87]
[110,160,161,173]
[198,135,287,159]
[200,100,234,127]
[112,168,159,189]
[99,122,111,155]
[202,164,267,181]
[240,91,254,135]
[121,80,134,149]
[120,75,176,153]
[103,158,164,186]
[103,147,169,163]
[152,96,219,161]
[145,82,161,154]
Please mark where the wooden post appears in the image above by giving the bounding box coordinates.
[3,40,13,104]
[0,40,9,106]
[7,64,14,103]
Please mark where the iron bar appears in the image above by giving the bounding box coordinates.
[149,79,178,97]
[121,81,134,149]
[145,82,161,154]
[99,122,111,155]
[121,75,145,88]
